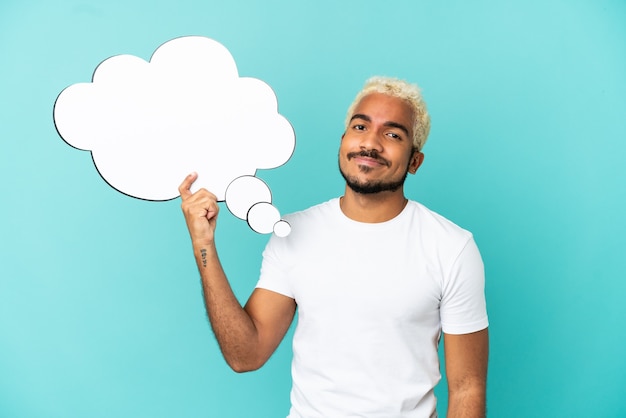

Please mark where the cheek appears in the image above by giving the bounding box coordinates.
[393,151,415,172]
[338,137,354,155]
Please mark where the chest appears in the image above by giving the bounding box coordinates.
[287,228,444,325]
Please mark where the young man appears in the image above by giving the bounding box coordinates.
[179,77,489,417]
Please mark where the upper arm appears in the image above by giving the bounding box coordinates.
[444,328,489,393]
[243,288,297,367]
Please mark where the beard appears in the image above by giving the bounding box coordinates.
[339,151,410,195]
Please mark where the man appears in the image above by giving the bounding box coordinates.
[179,77,489,417]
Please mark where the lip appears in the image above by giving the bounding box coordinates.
[351,155,387,167]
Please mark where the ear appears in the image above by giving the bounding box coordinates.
[408,149,424,174]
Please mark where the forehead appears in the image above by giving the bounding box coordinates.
[352,93,415,128]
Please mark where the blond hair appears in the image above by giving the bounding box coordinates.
[345,76,431,151]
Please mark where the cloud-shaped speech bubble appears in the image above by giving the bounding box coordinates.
[53,36,294,236]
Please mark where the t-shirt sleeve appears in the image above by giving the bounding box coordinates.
[255,233,294,299]
[440,236,489,334]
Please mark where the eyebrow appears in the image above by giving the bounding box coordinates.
[350,114,410,137]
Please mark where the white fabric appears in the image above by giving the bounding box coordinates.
[256,198,488,417]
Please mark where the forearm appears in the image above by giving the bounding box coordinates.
[444,329,489,418]
[194,243,261,372]
[446,385,486,418]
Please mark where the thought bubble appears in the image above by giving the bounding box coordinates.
[225,176,291,236]
[53,36,294,235]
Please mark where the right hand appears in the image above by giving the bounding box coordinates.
[179,172,219,246]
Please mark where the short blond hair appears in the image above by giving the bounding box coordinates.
[345,76,431,151]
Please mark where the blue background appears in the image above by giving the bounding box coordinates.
[1,1,625,417]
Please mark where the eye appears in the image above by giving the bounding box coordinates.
[352,124,366,131]
[386,132,402,140]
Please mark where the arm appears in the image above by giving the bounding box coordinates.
[179,173,296,372]
[444,328,489,418]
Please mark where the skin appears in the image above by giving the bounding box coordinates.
[445,330,489,418]
[179,92,488,416]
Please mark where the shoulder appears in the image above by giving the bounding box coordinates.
[283,198,340,227]
[403,200,479,268]
[405,200,473,242]
[264,198,340,248]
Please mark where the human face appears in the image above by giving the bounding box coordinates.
[339,93,423,195]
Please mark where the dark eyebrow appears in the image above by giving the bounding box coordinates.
[383,121,410,137]
[350,114,410,137]
[350,113,372,123]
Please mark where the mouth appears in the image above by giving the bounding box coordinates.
[347,151,390,167]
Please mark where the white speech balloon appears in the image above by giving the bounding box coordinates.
[53,36,295,235]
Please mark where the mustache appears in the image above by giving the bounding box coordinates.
[347,150,390,167]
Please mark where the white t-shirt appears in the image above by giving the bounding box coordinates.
[256,198,488,417]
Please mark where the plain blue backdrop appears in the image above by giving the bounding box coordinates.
[1,1,625,417]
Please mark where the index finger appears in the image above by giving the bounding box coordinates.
[178,172,198,200]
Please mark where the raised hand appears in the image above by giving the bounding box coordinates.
[179,172,220,246]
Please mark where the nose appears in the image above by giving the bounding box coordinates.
[359,129,383,152]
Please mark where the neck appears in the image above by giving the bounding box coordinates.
[340,186,408,223]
